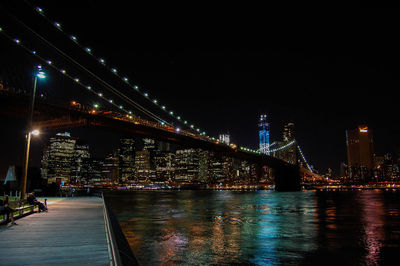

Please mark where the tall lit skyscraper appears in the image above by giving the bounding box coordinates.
[259,114,270,155]
[135,150,151,183]
[346,125,374,179]
[71,140,90,184]
[41,132,76,185]
[278,122,297,164]
[119,138,135,183]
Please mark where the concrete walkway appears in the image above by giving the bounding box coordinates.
[0,197,111,265]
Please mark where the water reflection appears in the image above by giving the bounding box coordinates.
[360,190,385,265]
[106,190,400,265]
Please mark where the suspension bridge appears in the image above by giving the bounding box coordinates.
[0,2,317,191]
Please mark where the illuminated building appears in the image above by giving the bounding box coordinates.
[71,140,90,184]
[119,138,135,183]
[210,154,224,184]
[283,122,295,141]
[219,134,230,145]
[198,151,211,183]
[154,152,175,183]
[41,132,76,185]
[274,122,297,164]
[259,114,270,155]
[174,149,200,182]
[135,150,151,183]
[346,125,374,181]
[86,158,103,185]
[143,138,157,180]
[102,152,119,184]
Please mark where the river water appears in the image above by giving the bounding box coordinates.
[106,190,400,265]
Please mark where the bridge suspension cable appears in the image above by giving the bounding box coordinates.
[269,140,296,153]
[0,12,172,126]
[297,144,313,172]
[0,28,155,119]
[22,1,207,135]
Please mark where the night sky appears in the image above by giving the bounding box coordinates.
[1,2,399,177]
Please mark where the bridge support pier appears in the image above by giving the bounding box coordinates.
[274,164,301,191]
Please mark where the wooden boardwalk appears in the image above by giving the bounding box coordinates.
[0,197,111,265]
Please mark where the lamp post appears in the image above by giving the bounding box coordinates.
[20,66,46,200]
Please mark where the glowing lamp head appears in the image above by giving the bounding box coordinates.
[35,65,46,79]
[36,72,46,79]
[31,129,40,136]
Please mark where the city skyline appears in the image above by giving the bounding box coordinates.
[1,3,400,177]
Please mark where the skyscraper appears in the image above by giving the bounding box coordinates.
[283,122,295,141]
[41,132,77,185]
[71,140,90,184]
[119,138,135,183]
[259,114,270,155]
[277,122,297,164]
[135,150,151,183]
[102,152,119,184]
[346,125,374,180]
[219,134,230,145]
[174,149,200,182]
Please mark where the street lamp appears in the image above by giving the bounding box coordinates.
[20,65,46,200]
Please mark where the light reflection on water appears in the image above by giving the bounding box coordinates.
[106,190,400,265]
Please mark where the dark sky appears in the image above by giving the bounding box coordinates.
[1,2,399,177]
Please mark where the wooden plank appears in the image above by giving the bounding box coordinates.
[0,197,111,266]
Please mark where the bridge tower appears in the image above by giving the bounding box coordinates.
[259,114,270,155]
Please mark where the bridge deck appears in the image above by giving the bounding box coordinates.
[0,197,111,265]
